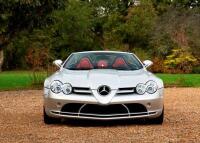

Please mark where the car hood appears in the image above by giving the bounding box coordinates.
[46,69,162,89]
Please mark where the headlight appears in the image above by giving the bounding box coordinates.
[136,83,146,95]
[50,80,72,95]
[62,83,72,95]
[50,80,63,94]
[136,81,158,95]
[146,81,158,94]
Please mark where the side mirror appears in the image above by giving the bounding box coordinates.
[143,60,153,68]
[53,60,63,68]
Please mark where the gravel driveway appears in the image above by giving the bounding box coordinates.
[0,88,200,143]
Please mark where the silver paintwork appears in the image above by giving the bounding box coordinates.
[44,51,164,120]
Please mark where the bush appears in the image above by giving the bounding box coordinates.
[192,66,200,74]
[132,48,151,61]
[164,48,197,73]
[26,47,50,69]
[151,57,165,73]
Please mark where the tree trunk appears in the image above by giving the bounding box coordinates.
[0,49,3,71]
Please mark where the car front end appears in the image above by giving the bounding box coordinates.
[43,51,164,124]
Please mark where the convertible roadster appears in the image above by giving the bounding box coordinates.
[43,51,164,124]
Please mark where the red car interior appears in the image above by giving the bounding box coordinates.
[112,57,127,68]
[76,57,93,69]
[97,60,108,68]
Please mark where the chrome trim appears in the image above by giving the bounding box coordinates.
[50,110,157,120]
[78,104,87,116]
[73,89,92,94]
[72,87,92,95]
[117,90,134,94]
[122,104,130,115]
[97,85,111,96]
[116,87,136,95]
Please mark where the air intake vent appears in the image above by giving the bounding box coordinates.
[72,87,92,95]
[116,87,136,95]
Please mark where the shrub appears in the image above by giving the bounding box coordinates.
[26,47,50,69]
[132,48,151,61]
[164,48,197,73]
[151,57,165,73]
[29,71,47,88]
[192,66,200,74]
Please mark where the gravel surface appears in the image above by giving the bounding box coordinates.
[0,88,200,143]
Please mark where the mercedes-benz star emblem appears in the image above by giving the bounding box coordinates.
[97,85,111,96]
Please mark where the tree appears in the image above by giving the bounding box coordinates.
[150,6,200,73]
[87,0,157,51]
[50,0,98,59]
[0,0,64,70]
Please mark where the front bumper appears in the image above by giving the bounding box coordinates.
[44,88,164,120]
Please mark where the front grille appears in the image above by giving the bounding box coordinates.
[60,103,148,118]
[124,103,147,113]
[72,87,92,95]
[81,104,128,114]
[61,103,83,112]
[72,87,138,96]
[116,87,136,95]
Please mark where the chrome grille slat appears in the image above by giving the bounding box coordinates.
[52,111,154,116]
[117,90,134,94]
[73,89,92,93]
[116,87,136,95]
[73,87,92,95]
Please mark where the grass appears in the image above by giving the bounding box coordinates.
[0,71,47,91]
[0,71,200,91]
[156,74,200,87]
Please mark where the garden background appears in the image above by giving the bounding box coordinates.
[0,0,200,90]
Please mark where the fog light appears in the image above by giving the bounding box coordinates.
[147,102,151,108]
[56,102,61,108]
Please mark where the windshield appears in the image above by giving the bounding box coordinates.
[63,52,143,70]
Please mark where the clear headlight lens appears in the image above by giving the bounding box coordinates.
[50,80,63,94]
[62,83,72,95]
[146,81,158,94]
[136,81,158,95]
[50,80,72,95]
[136,83,146,95]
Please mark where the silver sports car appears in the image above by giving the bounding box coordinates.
[43,51,164,124]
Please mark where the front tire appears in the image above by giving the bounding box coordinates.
[43,108,60,124]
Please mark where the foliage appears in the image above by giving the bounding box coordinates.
[0,0,200,73]
[3,31,29,69]
[101,0,157,51]
[50,0,98,59]
[3,29,52,69]
[132,48,151,61]
[150,7,200,73]
[164,48,197,73]
[151,57,165,73]
[0,0,65,70]
[192,66,200,73]
[0,0,64,35]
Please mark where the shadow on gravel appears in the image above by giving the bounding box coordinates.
[57,119,158,127]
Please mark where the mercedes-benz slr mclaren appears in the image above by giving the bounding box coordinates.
[43,51,164,124]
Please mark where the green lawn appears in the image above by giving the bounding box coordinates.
[0,71,200,91]
[156,74,200,87]
[0,71,47,91]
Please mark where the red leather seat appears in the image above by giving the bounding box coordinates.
[76,58,93,69]
[97,60,108,68]
[112,57,127,68]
